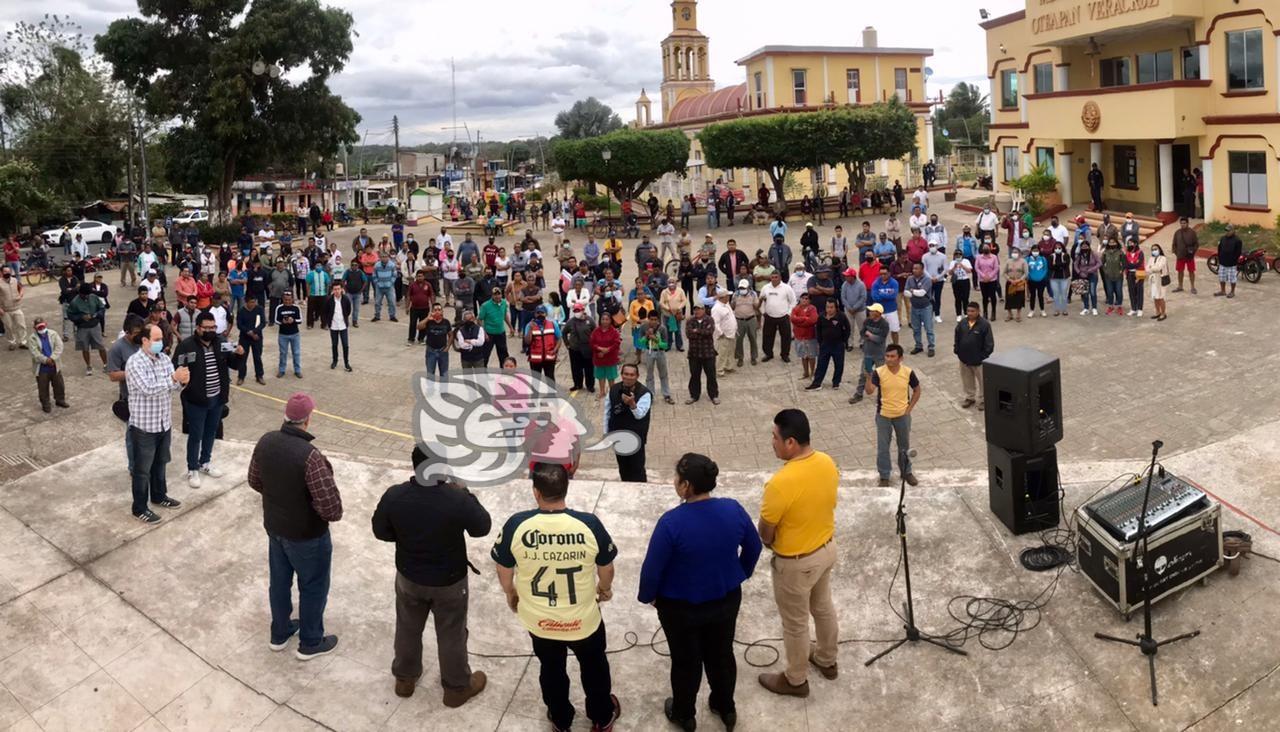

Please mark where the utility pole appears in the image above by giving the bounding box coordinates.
[393,115,402,203]
[136,112,150,229]
[126,120,136,227]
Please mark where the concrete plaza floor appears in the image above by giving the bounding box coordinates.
[0,192,1277,730]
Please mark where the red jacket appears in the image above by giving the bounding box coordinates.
[791,304,818,340]
[859,260,881,291]
[589,326,620,366]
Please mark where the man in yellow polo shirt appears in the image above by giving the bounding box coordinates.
[865,344,922,487]
[756,408,840,697]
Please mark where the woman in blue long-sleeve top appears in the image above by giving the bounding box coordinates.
[638,453,762,732]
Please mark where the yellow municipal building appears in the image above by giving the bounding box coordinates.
[634,0,935,204]
[983,0,1280,225]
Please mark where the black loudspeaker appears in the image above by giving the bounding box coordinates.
[987,444,1060,535]
[982,347,1062,454]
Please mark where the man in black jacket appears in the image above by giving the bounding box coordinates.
[1215,224,1244,299]
[372,446,491,705]
[320,282,353,371]
[249,392,343,659]
[806,300,851,390]
[172,312,242,488]
[953,302,994,409]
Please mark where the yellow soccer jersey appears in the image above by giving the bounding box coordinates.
[492,508,617,641]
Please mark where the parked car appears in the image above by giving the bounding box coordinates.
[172,209,209,225]
[41,220,115,246]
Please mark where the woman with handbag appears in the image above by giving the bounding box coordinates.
[1147,244,1170,321]
[1002,249,1028,322]
[1123,239,1146,317]
[1073,241,1101,316]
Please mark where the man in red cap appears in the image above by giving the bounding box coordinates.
[839,266,867,354]
[248,392,344,660]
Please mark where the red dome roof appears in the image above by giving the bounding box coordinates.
[667,84,747,125]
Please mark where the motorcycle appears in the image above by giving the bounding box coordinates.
[1206,247,1268,283]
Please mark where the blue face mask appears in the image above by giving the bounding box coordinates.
[149,341,164,355]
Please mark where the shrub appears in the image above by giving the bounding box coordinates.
[1009,163,1059,218]
[196,222,242,245]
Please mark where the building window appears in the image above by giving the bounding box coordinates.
[792,69,807,106]
[1226,29,1264,90]
[1229,151,1267,206]
[1113,145,1137,188]
[753,72,764,109]
[894,68,908,100]
[1003,146,1020,181]
[846,69,861,103]
[1033,63,1053,94]
[1181,47,1200,80]
[1000,69,1018,109]
[1036,147,1055,176]
[1100,57,1131,87]
[1136,50,1174,84]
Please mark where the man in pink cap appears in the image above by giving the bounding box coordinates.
[248,392,344,660]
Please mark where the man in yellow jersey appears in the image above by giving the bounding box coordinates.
[864,344,922,487]
[492,463,621,732]
[756,409,840,697]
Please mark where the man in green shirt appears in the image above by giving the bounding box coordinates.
[477,287,511,366]
[638,312,674,404]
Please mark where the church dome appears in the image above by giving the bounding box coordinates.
[666,83,747,125]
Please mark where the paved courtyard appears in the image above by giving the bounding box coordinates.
[0,195,1277,730]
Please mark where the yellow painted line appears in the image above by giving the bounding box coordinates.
[230,385,415,440]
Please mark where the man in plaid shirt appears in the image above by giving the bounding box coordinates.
[683,303,719,405]
[125,323,190,523]
[248,392,344,660]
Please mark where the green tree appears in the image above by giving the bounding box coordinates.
[552,128,688,203]
[1009,163,1059,217]
[0,159,60,234]
[811,102,920,193]
[699,114,818,205]
[554,98,624,139]
[933,82,989,148]
[96,0,361,222]
[0,16,129,208]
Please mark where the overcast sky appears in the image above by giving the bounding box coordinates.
[2,0,1024,145]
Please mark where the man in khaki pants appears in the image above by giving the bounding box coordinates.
[757,408,840,697]
[710,291,737,377]
[953,301,994,410]
[0,268,28,350]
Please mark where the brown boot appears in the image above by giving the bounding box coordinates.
[442,671,487,708]
[904,473,919,486]
[809,652,838,680]
[394,678,416,698]
[757,672,809,697]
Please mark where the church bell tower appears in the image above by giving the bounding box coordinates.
[659,0,715,122]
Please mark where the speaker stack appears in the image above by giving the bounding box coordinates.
[982,347,1062,535]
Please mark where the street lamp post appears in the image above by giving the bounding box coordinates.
[601,148,613,225]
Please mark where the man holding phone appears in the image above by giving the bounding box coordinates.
[171,312,243,488]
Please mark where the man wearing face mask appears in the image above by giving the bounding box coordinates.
[124,323,190,523]
[523,304,561,381]
[28,317,68,413]
[922,214,947,255]
[921,242,947,324]
[1120,213,1141,245]
[172,312,242,488]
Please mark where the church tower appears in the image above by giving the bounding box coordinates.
[659,0,715,122]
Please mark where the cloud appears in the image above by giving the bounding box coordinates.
[0,0,1014,143]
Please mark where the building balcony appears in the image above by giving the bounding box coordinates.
[1024,80,1210,141]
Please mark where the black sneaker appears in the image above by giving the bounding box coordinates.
[296,634,339,661]
[780,357,791,363]
[910,346,923,355]
[664,698,696,732]
[134,510,161,524]
[330,362,337,370]
[804,383,822,391]
[344,364,352,372]
[710,704,737,732]
[761,355,773,363]
[927,348,935,358]
[849,393,863,404]
[269,619,301,651]
[154,498,182,509]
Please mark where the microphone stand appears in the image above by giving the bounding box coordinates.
[866,445,968,667]
[1093,439,1200,706]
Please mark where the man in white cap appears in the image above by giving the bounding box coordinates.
[248,391,343,660]
[710,290,737,377]
[730,278,760,368]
